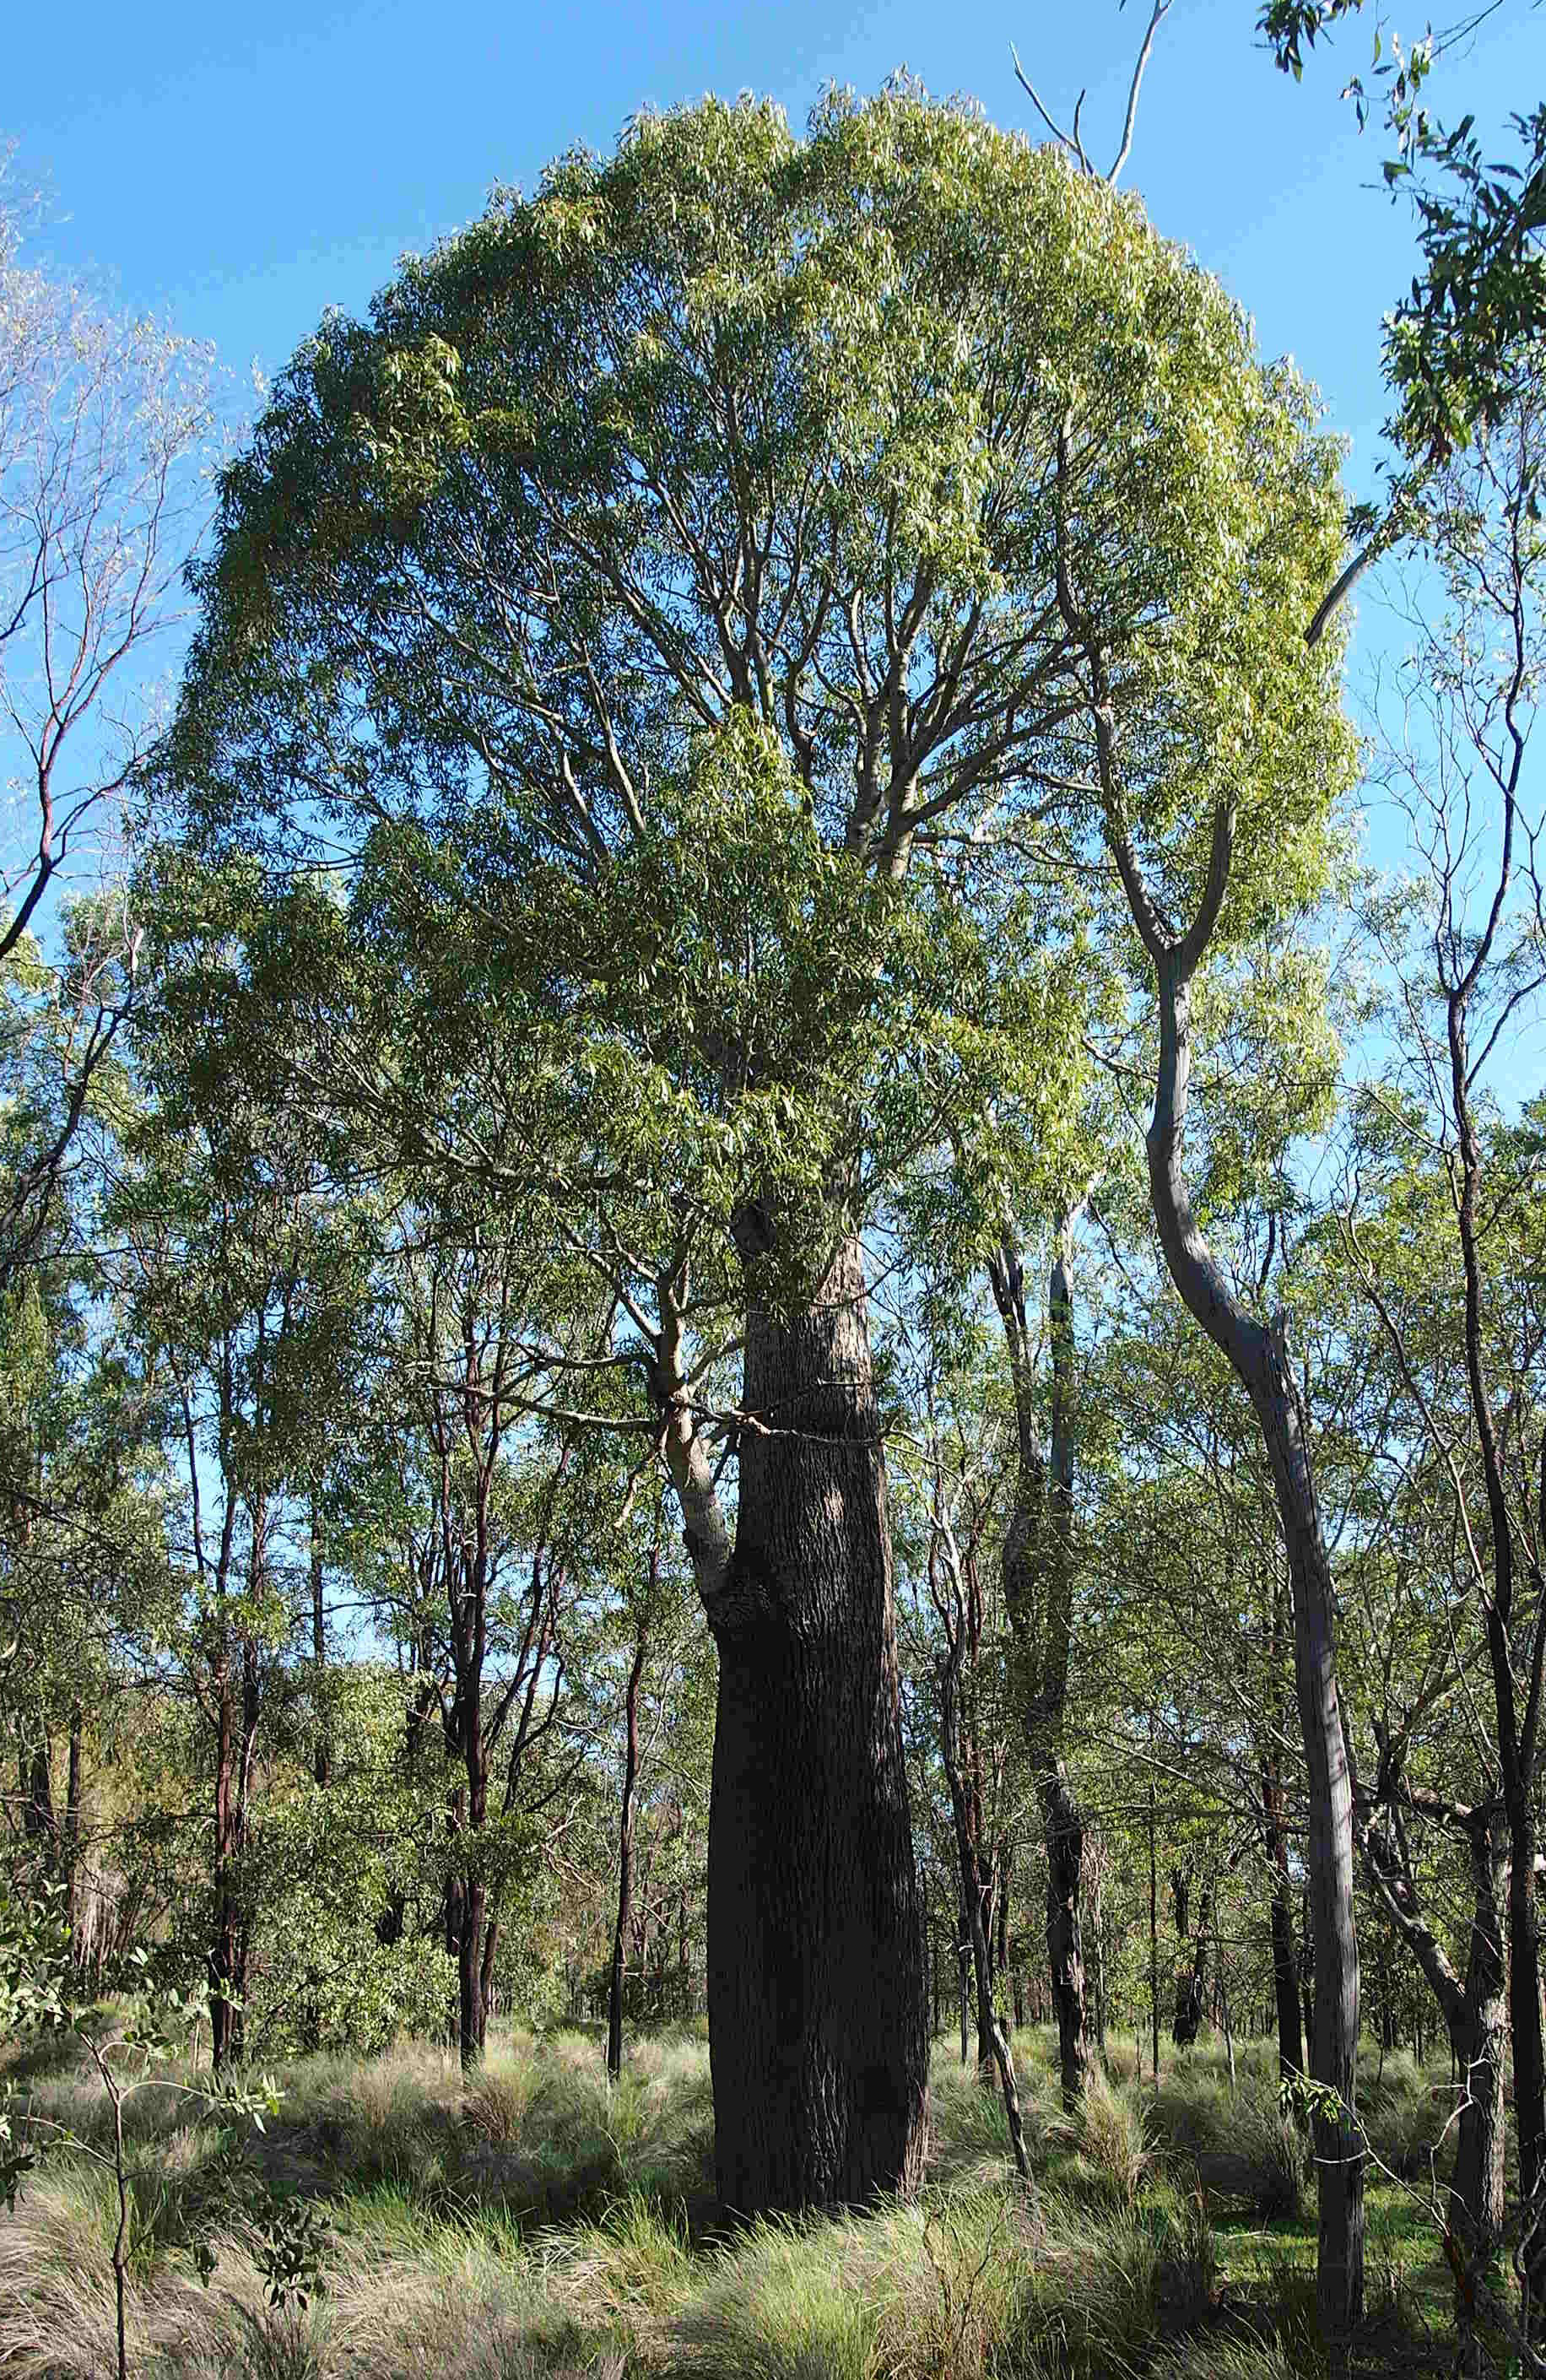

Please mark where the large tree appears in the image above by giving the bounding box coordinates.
[161,86,1349,2213]
[0,153,216,1285]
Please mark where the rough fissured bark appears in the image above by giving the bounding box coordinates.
[703,1231,927,2215]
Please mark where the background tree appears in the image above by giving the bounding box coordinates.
[0,151,216,1285]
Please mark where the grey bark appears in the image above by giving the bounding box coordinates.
[1354,1780,1506,2361]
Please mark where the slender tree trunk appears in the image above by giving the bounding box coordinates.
[608,1626,648,2081]
[64,1705,83,1962]
[996,1842,1010,1981]
[1450,1828,1507,2308]
[1356,1797,1505,2362]
[210,1674,237,2074]
[1042,1772,1088,2101]
[24,1738,54,1844]
[310,1492,331,1788]
[1173,1874,1214,2046]
[1140,944,1363,2345]
[1148,1780,1160,2087]
[1217,1902,1237,2092]
[1506,1795,1546,2336]
[480,1909,500,2037]
[937,1592,1030,2174]
[990,1228,1089,2112]
[457,1877,487,2067]
[1090,1859,1107,2061]
[1264,1764,1305,2080]
[700,1227,927,2214]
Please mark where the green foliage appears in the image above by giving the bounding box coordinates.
[1259,0,1545,462]
[158,82,1352,1390]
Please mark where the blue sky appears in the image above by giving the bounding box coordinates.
[10,0,1527,502]
[8,0,1542,1113]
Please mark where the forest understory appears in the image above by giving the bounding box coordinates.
[0,2020,1473,2380]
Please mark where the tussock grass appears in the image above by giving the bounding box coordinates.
[0,2021,1462,2378]
[1147,2345,1302,2380]
[1147,2066,1310,2221]
[1047,2064,1153,2206]
[1359,2050,1457,2185]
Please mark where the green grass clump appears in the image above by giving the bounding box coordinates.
[0,2019,1473,2378]
[1359,2051,1455,2186]
[1047,2064,1153,2205]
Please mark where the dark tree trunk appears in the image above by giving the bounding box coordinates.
[480,1910,500,2032]
[64,1706,83,1961]
[1264,1763,1305,2080]
[1506,1795,1546,2335]
[700,1231,927,2215]
[1148,1781,1160,2087]
[310,1493,331,1788]
[1042,1771,1088,2101]
[1450,1827,1507,2292]
[23,1739,54,1843]
[996,1842,1010,1980]
[608,1625,649,2080]
[1173,1874,1214,2047]
[209,1647,258,2075]
[456,1876,487,2066]
[989,1225,1089,2113]
[210,1679,237,2073]
[935,1555,1031,2177]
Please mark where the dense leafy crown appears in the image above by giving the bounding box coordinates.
[164,84,1353,1276]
